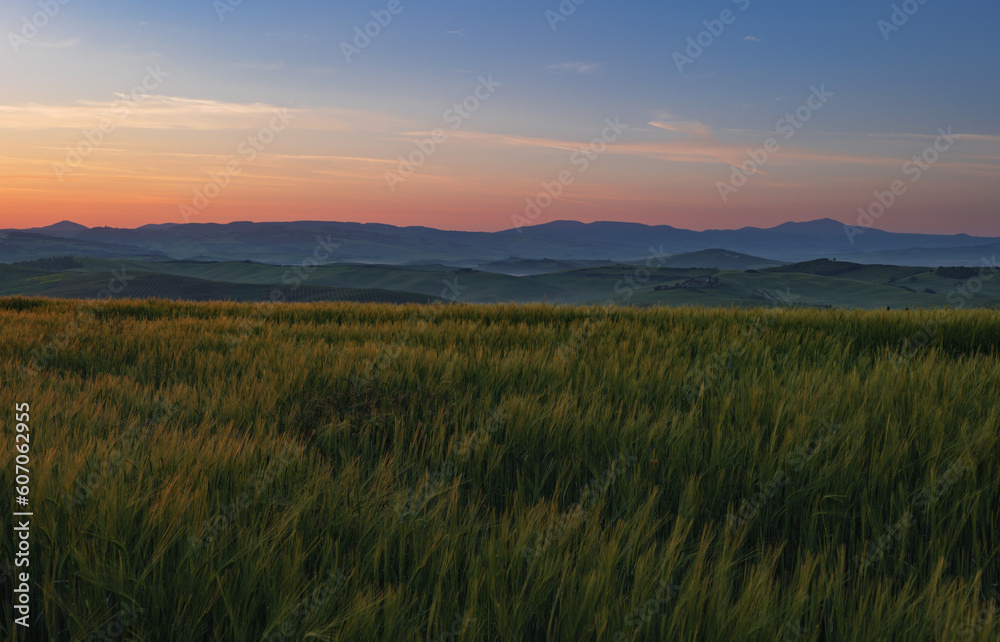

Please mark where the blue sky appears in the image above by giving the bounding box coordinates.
[3,0,998,233]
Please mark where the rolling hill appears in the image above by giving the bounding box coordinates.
[4,219,999,266]
[3,256,999,310]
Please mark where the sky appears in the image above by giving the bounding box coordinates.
[1,0,998,234]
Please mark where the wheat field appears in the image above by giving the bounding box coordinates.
[1,297,998,641]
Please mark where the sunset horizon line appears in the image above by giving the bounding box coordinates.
[5,215,998,239]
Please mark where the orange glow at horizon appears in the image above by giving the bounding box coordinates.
[2,98,999,235]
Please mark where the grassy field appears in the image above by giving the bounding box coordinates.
[1,298,999,641]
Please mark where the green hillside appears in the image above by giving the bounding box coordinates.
[0,263,438,304]
[639,249,786,271]
[2,256,999,309]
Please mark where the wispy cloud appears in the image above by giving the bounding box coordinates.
[430,120,987,176]
[545,62,604,75]
[953,134,1000,143]
[648,114,714,139]
[30,38,81,49]
[0,96,410,132]
[862,131,1000,144]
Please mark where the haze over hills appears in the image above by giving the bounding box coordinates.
[2,254,998,310]
[2,218,998,267]
[3,218,998,309]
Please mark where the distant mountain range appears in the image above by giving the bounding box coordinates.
[2,218,997,267]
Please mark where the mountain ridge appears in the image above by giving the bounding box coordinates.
[3,218,998,266]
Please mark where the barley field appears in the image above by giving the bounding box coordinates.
[1,297,998,641]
